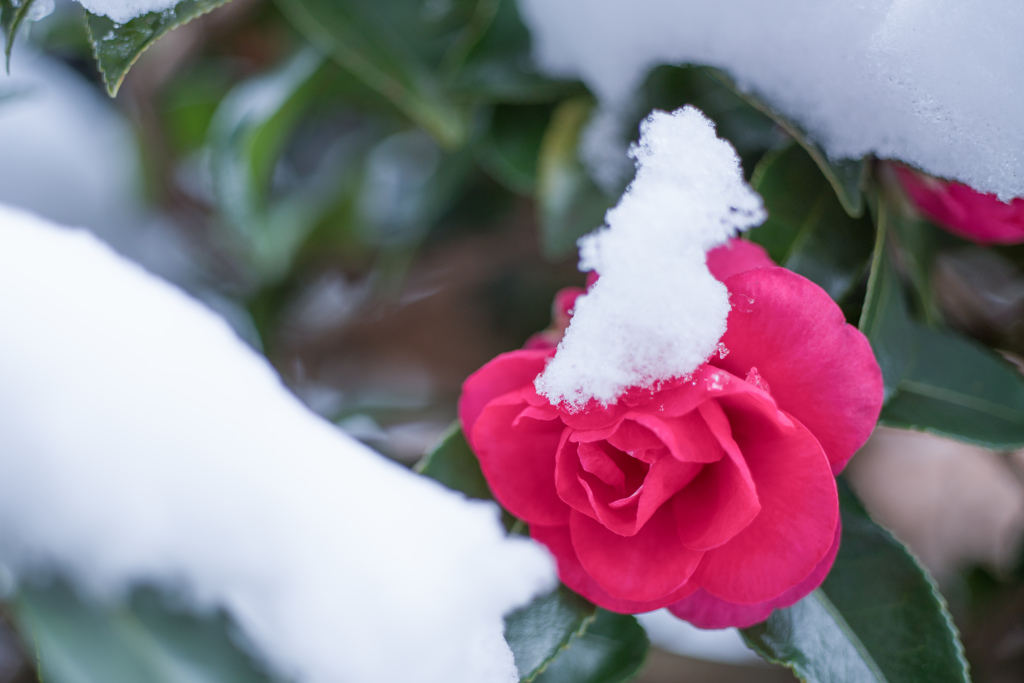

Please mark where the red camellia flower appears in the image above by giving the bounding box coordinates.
[894,163,1024,245]
[459,240,883,628]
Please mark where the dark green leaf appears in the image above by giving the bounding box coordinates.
[2,0,36,71]
[637,65,784,177]
[272,0,477,147]
[533,609,648,683]
[414,422,493,500]
[450,0,573,103]
[86,0,233,96]
[750,143,874,302]
[505,586,596,682]
[881,175,943,325]
[881,325,1024,449]
[742,482,970,683]
[11,581,280,683]
[478,103,552,194]
[859,202,913,401]
[705,68,867,217]
[536,98,614,260]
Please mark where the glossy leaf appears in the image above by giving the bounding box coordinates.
[750,142,874,303]
[706,68,867,217]
[505,586,596,682]
[742,482,970,683]
[272,0,478,147]
[861,196,1024,447]
[414,422,493,500]
[11,582,279,683]
[532,609,648,683]
[859,202,913,401]
[2,0,36,71]
[881,324,1024,449]
[881,177,943,325]
[86,0,232,96]
[536,98,614,260]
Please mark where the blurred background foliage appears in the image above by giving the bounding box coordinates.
[2,0,1024,681]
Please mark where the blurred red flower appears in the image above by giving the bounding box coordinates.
[894,164,1024,244]
[459,240,882,628]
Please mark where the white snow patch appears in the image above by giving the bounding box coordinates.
[73,0,178,24]
[535,107,764,407]
[518,0,1024,200]
[636,610,761,665]
[0,204,556,683]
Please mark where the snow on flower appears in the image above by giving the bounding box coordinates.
[535,106,765,407]
[0,204,555,683]
[893,163,1024,245]
[460,240,883,628]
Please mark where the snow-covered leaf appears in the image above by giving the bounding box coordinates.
[12,582,280,683]
[86,0,233,96]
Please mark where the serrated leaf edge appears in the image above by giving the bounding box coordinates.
[86,0,232,97]
[521,609,597,683]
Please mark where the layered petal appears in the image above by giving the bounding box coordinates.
[672,403,760,551]
[668,520,842,628]
[532,524,698,613]
[570,507,703,602]
[717,267,882,473]
[459,349,553,435]
[471,389,569,526]
[690,392,838,604]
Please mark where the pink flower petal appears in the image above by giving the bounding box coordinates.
[459,349,553,436]
[668,520,841,628]
[672,403,760,550]
[532,524,699,613]
[690,392,838,604]
[471,391,569,526]
[570,507,704,602]
[717,267,882,473]
[706,238,775,280]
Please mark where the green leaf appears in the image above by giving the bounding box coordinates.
[750,142,874,303]
[504,586,596,682]
[272,0,478,147]
[450,0,573,103]
[414,422,493,500]
[881,324,1024,449]
[11,582,280,683]
[533,609,648,683]
[207,48,332,282]
[478,103,552,194]
[859,201,914,401]
[881,176,943,325]
[742,482,970,683]
[536,98,614,260]
[705,68,867,217]
[2,0,36,71]
[86,0,233,97]
[860,192,1024,447]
